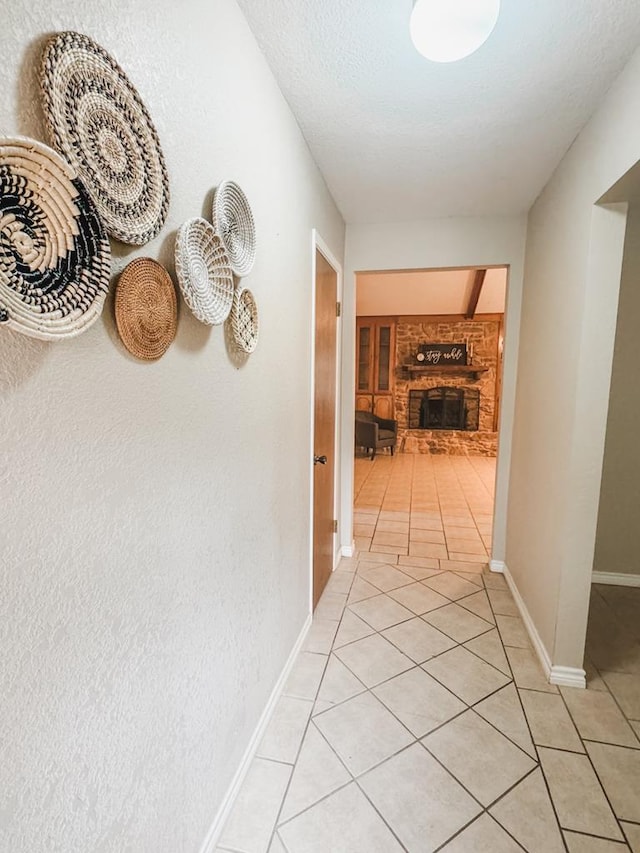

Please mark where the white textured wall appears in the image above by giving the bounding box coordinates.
[594,203,640,578]
[507,46,640,670]
[342,215,528,564]
[0,2,344,851]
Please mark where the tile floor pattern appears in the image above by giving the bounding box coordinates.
[218,456,640,853]
[585,583,640,728]
[352,454,495,564]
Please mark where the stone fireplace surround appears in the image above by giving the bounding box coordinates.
[397,317,501,456]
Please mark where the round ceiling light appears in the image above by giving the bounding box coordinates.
[410,0,500,63]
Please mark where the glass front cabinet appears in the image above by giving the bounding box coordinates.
[355,317,396,420]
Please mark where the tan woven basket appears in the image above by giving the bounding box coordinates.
[40,31,170,246]
[0,135,111,340]
[230,287,259,353]
[115,258,177,359]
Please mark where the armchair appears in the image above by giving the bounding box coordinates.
[355,411,398,459]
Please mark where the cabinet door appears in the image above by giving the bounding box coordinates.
[355,318,396,419]
[374,323,395,394]
[374,396,394,420]
[356,322,374,394]
[373,321,395,418]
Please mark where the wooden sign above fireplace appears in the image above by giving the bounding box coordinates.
[417,343,467,365]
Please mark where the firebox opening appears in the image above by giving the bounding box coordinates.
[408,387,480,431]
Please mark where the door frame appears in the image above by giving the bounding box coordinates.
[347,264,514,568]
[309,230,344,613]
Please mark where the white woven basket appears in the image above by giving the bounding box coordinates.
[212,180,256,277]
[174,217,234,325]
[229,287,259,353]
[0,135,111,340]
[40,30,170,246]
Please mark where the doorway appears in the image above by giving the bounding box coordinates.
[312,244,340,608]
[353,266,508,566]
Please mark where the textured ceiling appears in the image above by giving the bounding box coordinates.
[237,0,640,223]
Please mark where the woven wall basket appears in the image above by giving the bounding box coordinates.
[174,218,234,325]
[0,136,111,341]
[40,31,170,246]
[212,180,256,277]
[230,287,259,353]
[115,258,177,360]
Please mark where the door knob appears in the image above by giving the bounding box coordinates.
[314,455,327,465]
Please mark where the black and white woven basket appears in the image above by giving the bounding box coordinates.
[0,136,111,340]
[40,31,170,246]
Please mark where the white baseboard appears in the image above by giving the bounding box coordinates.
[489,559,506,574]
[550,665,587,688]
[199,613,312,853]
[341,542,356,558]
[501,562,552,680]
[592,571,640,588]
[501,563,586,690]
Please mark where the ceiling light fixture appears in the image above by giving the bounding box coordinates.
[410,0,500,63]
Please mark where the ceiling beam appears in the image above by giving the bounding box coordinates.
[466,269,487,319]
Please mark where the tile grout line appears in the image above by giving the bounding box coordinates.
[300,566,547,847]
[352,552,518,677]
[265,569,361,851]
[344,597,499,668]
[588,650,640,742]
[446,454,491,562]
[353,777,411,853]
[483,569,572,853]
[554,680,638,842]
[429,769,538,853]
[323,596,542,781]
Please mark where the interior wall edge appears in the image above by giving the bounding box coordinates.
[553,202,628,668]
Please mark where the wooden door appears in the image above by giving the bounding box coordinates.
[313,249,337,609]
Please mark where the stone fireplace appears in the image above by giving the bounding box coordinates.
[397,317,501,456]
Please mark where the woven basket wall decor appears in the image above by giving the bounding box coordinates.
[174,218,234,325]
[229,287,259,353]
[0,136,111,340]
[40,31,170,246]
[115,258,177,360]
[211,181,256,277]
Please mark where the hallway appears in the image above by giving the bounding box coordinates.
[217,456,640,853]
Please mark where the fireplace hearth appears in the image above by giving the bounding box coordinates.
[408,387,480,431]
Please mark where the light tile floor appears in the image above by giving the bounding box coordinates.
[353,454,495,564]
[218,455,640,853]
